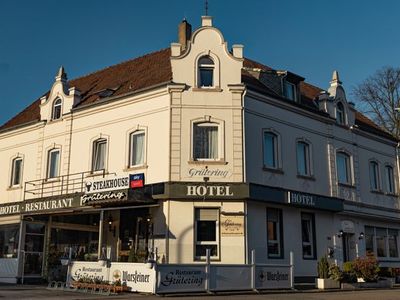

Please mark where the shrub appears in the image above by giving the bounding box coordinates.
[353,255,380,282]
[341,261,357,283]
[328,264,343,282]
[317,256,330,279]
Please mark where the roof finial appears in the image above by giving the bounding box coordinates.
[205,0,208,16]
[331,70,342,85]
[56,65,67,82]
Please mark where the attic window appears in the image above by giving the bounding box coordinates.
[336,102,345,125]
[198,56,214,87]
[284,81,296,101]
[52,98,62,120]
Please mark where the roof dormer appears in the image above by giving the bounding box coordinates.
[40,66,81,122]
[319,70,355,127]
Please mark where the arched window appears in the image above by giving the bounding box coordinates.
[263,131,279,169]
[52,98,62,120]
[336,151,351,184]
[336,102,345,125]
[193,122,219,159]
[198,56,214,87]
[129,131,145,167]
[369,161,380,191]
[385,165,395,194]
[47,149,60,178]
[11,157,23,186]
[297,141,311,176]
[92,139,107,171]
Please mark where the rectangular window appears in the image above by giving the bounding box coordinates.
[0,225,19,258]
[47,149,60,178]
[385,166,395,194]
[297,142,310,176]
[365,226,375,255]
[263,132,277,169]
[194,124,218,160]
[336,152,351,184]
[284,81,296,101]
[92,139,107,171]
[267,208,283,258]
[11,158,23,186]
[301,213,316,259]
[369,161,380,191]
[376,227,387,257]
[195,208,219,259]
[199,68,213,87]
[129,132,145,166]
[388,229,399,258]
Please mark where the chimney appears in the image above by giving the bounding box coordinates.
[178,19,192,50]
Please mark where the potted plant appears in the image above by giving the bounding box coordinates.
[316,256,340,289]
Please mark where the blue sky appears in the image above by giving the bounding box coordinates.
[1,0,400,125]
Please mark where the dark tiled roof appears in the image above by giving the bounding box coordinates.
[0,47,395,142]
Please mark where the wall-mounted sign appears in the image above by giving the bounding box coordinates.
[186,185,234,197]
[341,220,355,233]
[130,173,145,189]
[85,176,129,194]
[80,191,127,205]
[288,191,316,207]
[0,197,79,216]
[188,168,230,178]
[220,215,244,236]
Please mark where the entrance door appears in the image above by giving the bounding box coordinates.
[23,222,45,276]
[342,233,356,262]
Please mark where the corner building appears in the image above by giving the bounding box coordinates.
[0,16,399,284]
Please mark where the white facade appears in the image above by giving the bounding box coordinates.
[0,16,399,284]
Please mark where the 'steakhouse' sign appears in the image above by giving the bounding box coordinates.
[0,196,81,216]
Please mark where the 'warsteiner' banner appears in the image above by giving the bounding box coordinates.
[0,196,81,216]
[255,266,291,289]
[156,265,207,293]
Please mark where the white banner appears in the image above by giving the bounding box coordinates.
[255,265,291,289]
[84,175,129,194]
[156,264,207,293]
[69,261,108,282]
[109,262,155,293]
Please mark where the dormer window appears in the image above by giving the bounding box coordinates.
[284,81,296,101]
[198,56,214,87]
[336,102,345,125]
[52,98,62,120]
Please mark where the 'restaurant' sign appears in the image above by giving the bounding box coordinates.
[0,197,79,216]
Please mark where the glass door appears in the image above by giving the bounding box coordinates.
[23,223,45,276]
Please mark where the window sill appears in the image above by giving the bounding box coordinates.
[7,186,22,191]
[338,182,356,189]
[45,177,61,183]
[188,160,228,165]
[371,190,384,195]
[302,256,317,261]
[124,164,148,172]
[297,174,316,181]
[86,171,109,178]
[48,118,63,124]
[262,167,284,174]
[386,192,398,197]
[194,257,221,262]
[268,255,284,259]
[192,87,223,92]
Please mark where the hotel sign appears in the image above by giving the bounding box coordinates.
[220,215,244,236]
[287,191,343,212]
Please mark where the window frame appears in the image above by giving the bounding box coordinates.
[284,81,297,101]
[129,130,146,168]
[92,138,108,172]
[47,149,61,179]
[369,160,381,192]
[336,151,352,185]
[364,226,400,259]
[263,130,281,170]
[52,98,62,120]
[192,121,222,161]
[384,164,396,195]
[296,140,312,177]
[194,207,220,261]
[266,208,284,259]
[336,102,346,125]
[301,212,316,260]
[10,157,23,187]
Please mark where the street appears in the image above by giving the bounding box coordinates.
[1,286,400,300]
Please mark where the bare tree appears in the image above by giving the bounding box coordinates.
[352,66,400,138]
